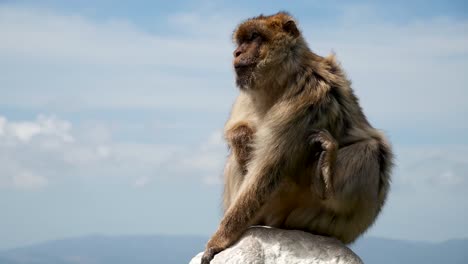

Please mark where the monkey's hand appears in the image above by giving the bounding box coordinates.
[227,123,254,173]
[309,129,337,199]
[200,247,222,264]
[201,234,229,264]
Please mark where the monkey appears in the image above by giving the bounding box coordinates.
[201,12,393,264]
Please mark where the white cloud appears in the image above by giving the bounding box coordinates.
[12,170,48,190]
[306,19,468,123]
[0,115,72,144]
[133,176,151,188]
[0,5,237,111]
[0,115,228,190]
[0,115,74,190]
[393,145,468,190]
[3,115,74,143]
[0,116,6,135]
[0,6,231,68]
[167,12,239,37]
[180,130,226,185]
[9,121,42,142]
[96,145,110,158]
[438,170,464,186]
[0,115,74,145]
[368,144,468,241]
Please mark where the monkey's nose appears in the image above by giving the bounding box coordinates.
[234,49,242,58]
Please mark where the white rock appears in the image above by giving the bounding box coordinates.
[190,226,363,264]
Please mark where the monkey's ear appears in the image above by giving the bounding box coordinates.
[283,20,300,38]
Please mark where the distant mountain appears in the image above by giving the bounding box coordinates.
[352,237,468,264]
[0,234,466,264]
[0,235,206,264]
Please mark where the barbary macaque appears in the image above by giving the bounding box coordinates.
[201,12,393,264]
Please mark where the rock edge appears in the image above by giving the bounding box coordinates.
[190,226,363,264]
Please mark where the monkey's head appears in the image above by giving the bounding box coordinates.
[232,12,304,90]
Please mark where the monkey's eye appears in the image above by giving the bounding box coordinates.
[249,32,260,41]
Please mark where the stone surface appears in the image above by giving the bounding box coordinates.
[190,227,363,264]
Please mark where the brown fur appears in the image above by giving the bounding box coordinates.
[201,12,393,264]
[226,122,255,175]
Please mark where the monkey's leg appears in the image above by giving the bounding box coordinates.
[310,129,392,206]
[222,154,246,212]
[308,130,392,243]
[309,129,391,196]
[333,135,392,201]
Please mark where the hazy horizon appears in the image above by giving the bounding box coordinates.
[3,231,468,252]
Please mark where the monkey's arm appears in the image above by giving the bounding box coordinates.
[226,123,254,174]
[202,110,310,264]
[224,93,257,174]
[222,124,255,212]
[202,142,287,263]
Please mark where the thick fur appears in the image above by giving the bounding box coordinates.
[201,12,393,264]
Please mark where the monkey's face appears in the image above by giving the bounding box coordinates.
[232,12,301,90]
[232,33,263,89]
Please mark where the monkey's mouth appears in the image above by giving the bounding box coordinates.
[234,63,254,70]
[234,63,255,76]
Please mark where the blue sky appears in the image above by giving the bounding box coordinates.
[0,0,467,250]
